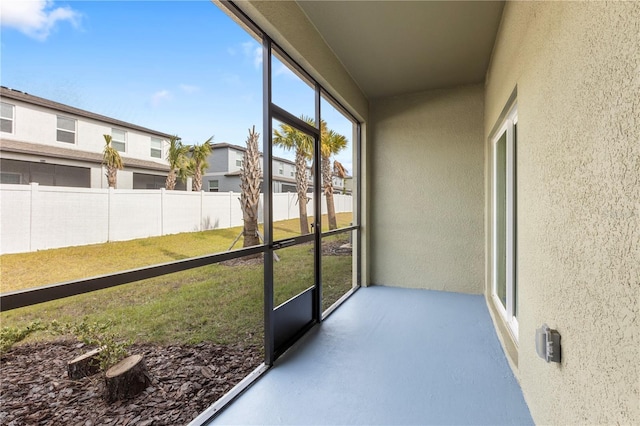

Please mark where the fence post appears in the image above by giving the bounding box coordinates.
[29,182,39,252]
[229,191,233,228]
[108,187,114,242]
[200,190,204,231]
[160,188,165,236]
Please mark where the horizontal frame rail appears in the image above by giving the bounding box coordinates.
[271,103,320,137]
[272,233,314,248]
[320,225,358,238]
[0,245,265,311]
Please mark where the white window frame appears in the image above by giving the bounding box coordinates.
[150,137,163,159]
[1,102,15,134]
[491,103,518,340]
[278,162,284,175]
[235,152,243,167]
[56,115,77,144]
[208,180,219,192]
[111,128,127,152]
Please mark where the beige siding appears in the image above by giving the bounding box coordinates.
[485,2,639,424]
[370,84,485,293]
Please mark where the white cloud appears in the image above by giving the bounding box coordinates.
[242,41,262,69]
[179,84,199,94]
[274,63,296,79]
[0,0,81,41]
[151,90,171,107]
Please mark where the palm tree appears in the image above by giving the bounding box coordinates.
[188,137,213,192]
[102,134,123,188]
[273,120,313,234]
[240,126,262,248]
[165,135,187,190]
[321,130,348,229]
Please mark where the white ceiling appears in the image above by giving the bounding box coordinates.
[297,1,505,99]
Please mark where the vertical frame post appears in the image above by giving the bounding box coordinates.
[262,36,275,366]
[356,122,362,286]
[313,83,322,322]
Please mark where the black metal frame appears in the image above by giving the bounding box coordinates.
[1,245,264,311]
[265,44,322,360]
[262,34,275,366]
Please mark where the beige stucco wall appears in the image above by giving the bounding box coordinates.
[370,84,485,293]
[485,2,639,424]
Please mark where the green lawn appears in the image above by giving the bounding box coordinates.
[0,214,354,349]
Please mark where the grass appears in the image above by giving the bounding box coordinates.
[0,214,354,349]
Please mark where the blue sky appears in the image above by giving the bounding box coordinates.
[0,0,354,173]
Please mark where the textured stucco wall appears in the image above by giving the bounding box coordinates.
[370,85,485,293]
[485,2,639,424]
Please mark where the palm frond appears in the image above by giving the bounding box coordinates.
[102,134,123,170]
[333,160,349,178]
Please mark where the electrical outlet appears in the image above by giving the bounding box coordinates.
[535,324,561,363]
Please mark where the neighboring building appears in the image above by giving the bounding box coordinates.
[205,143,347,194]
[342,176,353,195]
[0,86,179,189]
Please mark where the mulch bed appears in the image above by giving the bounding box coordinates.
[0,341,261,426]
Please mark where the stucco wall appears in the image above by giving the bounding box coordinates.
[370,85,485,293]
[485,2,639,424]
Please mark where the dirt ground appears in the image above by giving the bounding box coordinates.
[0,341,261,426]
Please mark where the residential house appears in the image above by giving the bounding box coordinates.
[0,86,179,189]
[205,142,350,194]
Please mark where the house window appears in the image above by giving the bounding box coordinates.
[56,116,76,144]
[236,152,243,167]
[1,102,14,133]
[0,172,21,184]
[290,171,294,177]
[111,128,127,152]
[279,162,284,175]
[208,180,219,192]
[492,103,518,339]
[150,137,163,158]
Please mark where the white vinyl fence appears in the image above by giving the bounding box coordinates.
[0,183,353,254]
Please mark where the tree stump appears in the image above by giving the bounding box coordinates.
[104,355,151,402]
[68,347,103,379]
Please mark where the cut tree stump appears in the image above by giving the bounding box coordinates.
[104,354,151,402]
[68,347,103,379]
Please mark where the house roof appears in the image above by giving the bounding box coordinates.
[0,86,174,139]
[0,139,170,172]
[296,1,505,99]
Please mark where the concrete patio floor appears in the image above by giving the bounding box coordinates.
[207,286,533,425]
